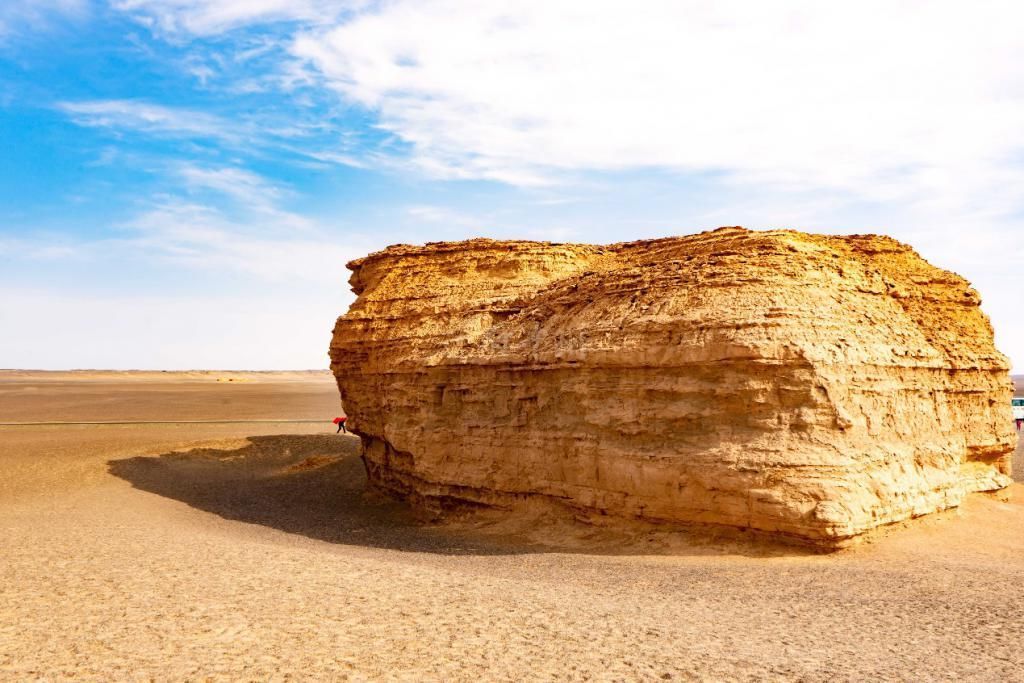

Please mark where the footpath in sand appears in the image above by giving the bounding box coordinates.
[1,371,1023,680]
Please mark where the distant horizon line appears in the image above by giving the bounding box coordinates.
[2,368,1021,378]
[0,368,332,373]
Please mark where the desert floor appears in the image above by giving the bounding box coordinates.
[2,372,1023,681]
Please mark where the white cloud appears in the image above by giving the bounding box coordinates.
[59,99,363,172]
[122,198,356,283]
[87,0,1024,206]
[178,164,282,207]
[174,164,327,233]
[59,99,239,142]
[112,0,358,37]
[285,1,1024,196]
[121,163,355,281]
[8,160,362,286]
[6,199,358,287]
[302,150,368,169]
[0,0,87,40]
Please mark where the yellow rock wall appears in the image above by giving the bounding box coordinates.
[330,227,1015,546]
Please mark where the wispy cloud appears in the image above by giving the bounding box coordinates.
[175,163,330,233]
[125,161,351,276]
[123,198,355,283]
[59,99,239,142]
[178,165,281,204]
[7,197,359,287]
[59,99,367,172]
[0,0,87,40]
[112,0,360,37]
[7,160,361,285]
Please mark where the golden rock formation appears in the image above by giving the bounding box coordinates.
[329,227,1015,547]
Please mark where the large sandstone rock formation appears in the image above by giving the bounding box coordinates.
[329,227,1014,547]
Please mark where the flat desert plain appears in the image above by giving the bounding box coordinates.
[2,371,1023,681]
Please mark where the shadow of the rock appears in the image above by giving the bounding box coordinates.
[109,434,525,556]
[108,434,814,558]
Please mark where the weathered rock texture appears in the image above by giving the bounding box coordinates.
[330,227,1015,547]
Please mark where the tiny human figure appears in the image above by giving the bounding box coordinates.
[333,416,348,434]
[1016,418,1023,432]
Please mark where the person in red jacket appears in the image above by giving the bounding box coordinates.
[333,416,348,434]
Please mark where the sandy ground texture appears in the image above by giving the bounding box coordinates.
[1,372,1023,681]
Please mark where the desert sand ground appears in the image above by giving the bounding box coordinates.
[2,372,1023,681]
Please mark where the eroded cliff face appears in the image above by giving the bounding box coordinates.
[329,227,1015,547]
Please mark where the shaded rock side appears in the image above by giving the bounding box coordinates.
[329,227,1015,546]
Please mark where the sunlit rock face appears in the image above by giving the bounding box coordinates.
[329,227,1014,547]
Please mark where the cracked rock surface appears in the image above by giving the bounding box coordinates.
[330,226,1014,547]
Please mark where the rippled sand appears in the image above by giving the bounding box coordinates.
[2,372,1022,681]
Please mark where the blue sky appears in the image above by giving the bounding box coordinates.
[2,1,1023,369]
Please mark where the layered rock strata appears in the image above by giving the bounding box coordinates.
[329,227,1014,547]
